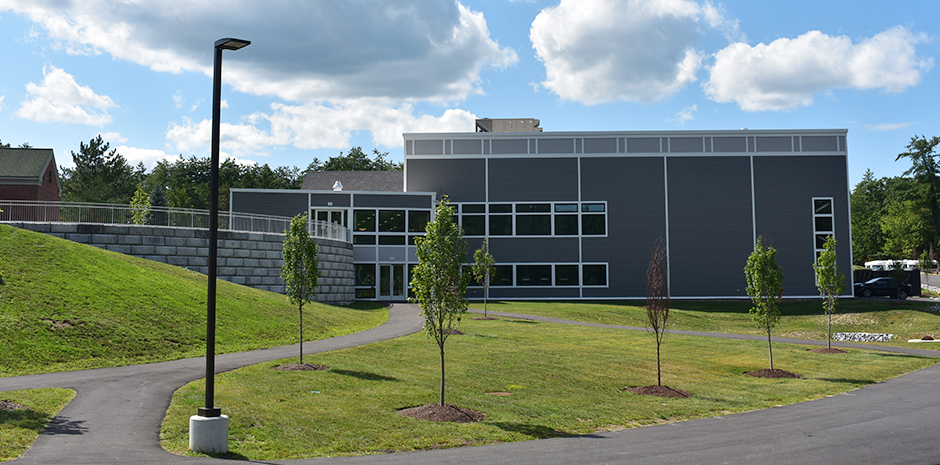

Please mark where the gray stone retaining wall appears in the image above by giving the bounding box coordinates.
[4,222,354,304]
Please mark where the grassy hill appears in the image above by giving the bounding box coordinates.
[0,224,386,377]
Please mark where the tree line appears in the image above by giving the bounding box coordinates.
[851,135,940,265]
[53,135,401,210]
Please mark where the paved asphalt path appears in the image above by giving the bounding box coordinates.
[4,304,940,464]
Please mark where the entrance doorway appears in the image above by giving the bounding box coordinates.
[378,264,406,300]
[313,209,346,238]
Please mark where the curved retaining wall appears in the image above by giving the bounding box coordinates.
[4,222,354,304]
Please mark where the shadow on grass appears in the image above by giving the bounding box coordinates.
[0,408,52,433]
[204,450,251,461]
[814,378,875,384]
[490,422,570,439]
[506,319,539,325]
[331,369,399,382]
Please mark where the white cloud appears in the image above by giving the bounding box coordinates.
[5,0,517,103]
[99,131,127,144]
[868,122,916,132]
[0,95,5,112]
[172,93,182,109]
[667,105,697,124]
[165,101,476,155]
[116,145,174,168]
[704,26,932,111]
[15,64,116,125]
[530,0,730,104]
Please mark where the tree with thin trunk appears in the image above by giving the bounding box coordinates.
[411,196,469,407]
[645,237,670,386]
[281,213,320,364]
[812,236,845,349]
[472,238,496,318]
[745,236,784,370]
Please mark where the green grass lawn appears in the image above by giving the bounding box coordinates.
[0,388,74,462]
[475,299,940,346]
[0,224,388,376]
[160,316,938,460]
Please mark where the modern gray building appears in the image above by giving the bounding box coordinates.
[232,123,852,302]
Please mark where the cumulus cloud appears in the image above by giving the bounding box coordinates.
[99,131,127,144]
[530,0,730,104]
[15,64,115,125]
[704,26,933,111]
[868,122,916,132]
[166,100,476,156]
[4,0,516,103]
[117,146,174,168]
[667,105,697,124]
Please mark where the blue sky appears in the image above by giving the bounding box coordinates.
[0,0,937,187]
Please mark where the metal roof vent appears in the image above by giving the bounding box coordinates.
[332,181,343,191]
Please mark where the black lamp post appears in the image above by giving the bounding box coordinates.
[200,37,250,418]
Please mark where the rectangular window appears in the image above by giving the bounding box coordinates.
[408,210,430,232]
[517,265,552,286]
[554,215,578,235]
[812,198,835,264]
[814,216,833,233]
[516,203,550,213]
[353,235,376,245]
[555,265,579,286]
[492,265,513,286]
[462,204,485,213]
[554,204,578,212]
[378,210,405,232]
[516,215,551,235]
[355,264,375,286]
[582,203,605,212]
[490,215,512,235]
[582,215,606,235]
[354,210,375,232]
[489,204,512,213]
[378,235,406,245]
[583,264,607,286]
[462,215,485,236]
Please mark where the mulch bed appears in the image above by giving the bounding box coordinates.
[397,404,485,423]
[622,385,694,398]
[272,363,331,371]
[810,347,847,354]
[472,316,499,320]
[0,399,26,411]
[744,369,804,378]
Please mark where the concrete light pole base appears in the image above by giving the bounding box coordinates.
[189,414,229,454]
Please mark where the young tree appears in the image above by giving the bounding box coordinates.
[744,236,785,370]
[471,238,496,318]
[281,213,320,364]
[812,236,845,349]
[411,196,470,407]
[130,184,151,225]
[645,237,670,386]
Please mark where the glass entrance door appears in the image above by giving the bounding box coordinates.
[313,209,346,238]
[378,264,405,300]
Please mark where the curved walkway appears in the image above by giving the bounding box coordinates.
[3,305,940,464]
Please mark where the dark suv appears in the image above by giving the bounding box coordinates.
[854,277,912,300]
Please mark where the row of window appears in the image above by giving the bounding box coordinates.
[456,202,607,237]
[813,198,834,259]
[353,263,608,290]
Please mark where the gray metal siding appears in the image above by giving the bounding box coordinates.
[583,138,617,154]
[488,158,578,202]
[627,138,661,153]
[537,138,575,154]
[231,191,308,217]
[453,139,483,155]
[492,139,528,154]
[353,194,434,209]
[309,193,350,207]
[753,155,851,296]
[757,136,793,152]
[667,157,753,297]
[489,287,581,299]
[801,136,839,152]
[414,140,444,155]
[406,158,486,202]
[581,157,666,297]
[488,237,580,263]
[669,137,704,153]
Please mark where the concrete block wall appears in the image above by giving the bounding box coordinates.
[4,222,355,304]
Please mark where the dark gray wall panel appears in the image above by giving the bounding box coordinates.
[713,137,747,153]
[353,193,434,209]
[753,155,851,295]
[453,139,482,155]
[492,139,528,154]
[489,287,581,299]
[414,140,444,155]
[757,136,793,152]
[488,237,579,263]
[627,138,661,153]
[581,157,666,298]
[309,193,350,207]
[583,138,617,154]
[667,157,753,297]
[801,136,838,152]
[406,158,486,202]
[538,138,574,154]
[231,191,308,217]
[670,137,704,153]
[488,157,578,202]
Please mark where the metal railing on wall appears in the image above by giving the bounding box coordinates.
[0,200,349,242]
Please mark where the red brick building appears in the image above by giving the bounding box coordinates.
[0,148,61,201]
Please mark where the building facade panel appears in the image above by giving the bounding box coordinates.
[406,158,486,202]
[488,237,580,263]
[488,157,579,202]
[230,191,308,217]
[353,193,433,209]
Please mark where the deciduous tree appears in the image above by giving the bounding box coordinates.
[745,236,784,370]
[130,184,151,225]
[411,196,469,406]
[812,236,845,349]
[645,237,669,386]
[472,238,496,318]
[281,213,320,364]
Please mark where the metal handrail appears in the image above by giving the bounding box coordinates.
[0,200,349,242]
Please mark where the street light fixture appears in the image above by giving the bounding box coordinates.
[190,36,249,455]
